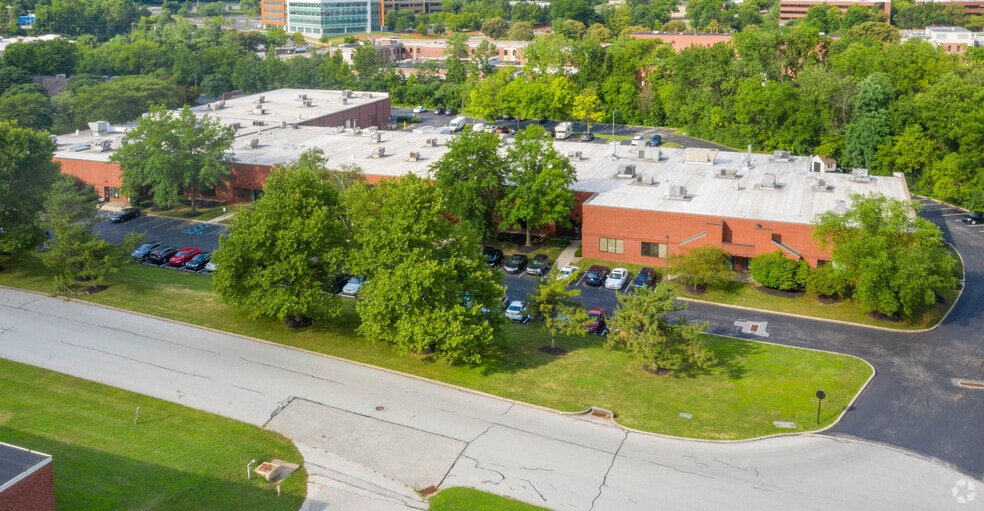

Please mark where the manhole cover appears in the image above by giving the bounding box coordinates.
[749,324,759,332]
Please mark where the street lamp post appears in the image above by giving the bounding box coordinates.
[611,110,618,159]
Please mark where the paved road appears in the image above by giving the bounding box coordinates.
[0,288,980,510]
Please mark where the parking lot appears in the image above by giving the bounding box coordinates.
[96,212,225,273]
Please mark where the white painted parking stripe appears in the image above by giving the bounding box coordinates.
[941,213,965,216]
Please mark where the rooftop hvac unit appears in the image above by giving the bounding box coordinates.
[720,169,737,178]
[617,163,636,177]
[370,146,385,158]
[249,138,259,148]
[370,133,381,143]
[298,93,307,100]
[567,151,582,160]
[635,149,646,159]
[773,150,791,161]
[256,95,265,103]
[851,168,871,182]
[49,135,57,144]
[253,107,266,115]
[303,99,313,107]
[281,121,287,128]
[340,97,348,105]
[343,90,352,98]
[425,138,436,146]
[218,100,225,109]
[645,147,660,160]
[760,173,777,189]
[99,140,112,152]
[252,120,265,126]
[71,143,91,152]
[409,151,419,162]
[88,121,110,135]
[362,92,372,98]
[669,185,687,197]
[232,122,242,129]
[290,123,299,129]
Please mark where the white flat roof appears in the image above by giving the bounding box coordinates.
[53,91,909,226]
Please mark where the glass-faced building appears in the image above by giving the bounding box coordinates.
[285,0,381,36]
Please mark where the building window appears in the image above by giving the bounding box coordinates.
[104,186,120,199]
[641,241,667,258]
[599,237,624,254]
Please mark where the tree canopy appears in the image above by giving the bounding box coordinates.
[111,105,235,212]
[344,175,505,364]
[212,150,350,325]
[527,271,591,350]
[0,121,61,254]
[498,125,578,246]
[812,193,957,318]
[430,129,506,239]
[606,283,713,372]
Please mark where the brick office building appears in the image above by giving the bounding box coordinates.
[0,443,55,511]
[52,89,911,267]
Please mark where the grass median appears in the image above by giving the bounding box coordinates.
[0,358,305,510]
[0,254,871,439]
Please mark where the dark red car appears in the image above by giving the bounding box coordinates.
[586,307,608,335]
[168,247,202,267]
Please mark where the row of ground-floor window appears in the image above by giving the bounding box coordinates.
[598,235,753,270]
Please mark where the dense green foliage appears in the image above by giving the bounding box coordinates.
[110,105,235,212]
[606,282,713,371]
[526,270,590,350]
[670,245,736,291]
[38,174,140,293]
[813,193,957,318]
[750,251,810,291]
[212,150,350,324]
[0,120,60,253]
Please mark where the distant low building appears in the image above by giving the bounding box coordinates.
[261,0,442,35]
[0,442,55,511]
[900,26,983,54]
[779,0,891,25]
[630,32,733,51]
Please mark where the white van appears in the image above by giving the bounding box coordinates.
[449,116,467,132]
[472,122,486,133]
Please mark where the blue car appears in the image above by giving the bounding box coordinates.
[632,267,658,289]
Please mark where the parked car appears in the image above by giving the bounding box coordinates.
[504,300,529,322]
[412,106,426,114]
[580,132,595,142]
[526,254,550,276]
[168,247,202,267]
[584,265,610,286]
[147,246,178,265]
[341,276,366,296]
[109,207,140,223]
[483,245,504,267]
[605,268,629,290]
[131,241,162,262]
[632,267,658,289]
[445,108,458,116]
[183,251,211,271]
[556,265,580,281]
[503,254,528,274]
[204,261,218,273]
[962,212,984,225]
[646,135,662,146]
[434,107,445,115]
[494,125,510,134]
[631,135,645,146]
[586,307,608,335]
[329,274,351,294]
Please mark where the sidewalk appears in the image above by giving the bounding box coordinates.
[554,240,581,269]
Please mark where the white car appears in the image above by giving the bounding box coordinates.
[605,268,629,290]
[412,106,426,114]
[504,300,528,322]
[341,276,366,297]
[203,261,217,273]
[556,265,580,281]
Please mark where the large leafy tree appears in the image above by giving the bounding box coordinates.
[670,245,735,292]
[38,175,140,294]
[0,121,61,255]
[111,105,235,213]
[430,130,506,239]
[211,150,350,325]
[61,75,183,129]
[606,283,713,372]
[527,271,590,351]
[813,193,957,318]
[498,125,578,246]
[345,175,504,364]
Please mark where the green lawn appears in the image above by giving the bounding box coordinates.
[429,487,549,511]
[0,358,305,510]
[0,254,871,439]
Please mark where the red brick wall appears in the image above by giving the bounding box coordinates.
[300,98,392,129]
[0,461,55,511]
[55,157,127,203]
[581,204,831,267]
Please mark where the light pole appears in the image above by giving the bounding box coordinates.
[664,234,670,275]
[610,110,618,159]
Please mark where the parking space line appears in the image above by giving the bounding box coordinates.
[941,213,965,216]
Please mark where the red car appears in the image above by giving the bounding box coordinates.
[586,307,608,335]
[168,247,202,267]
